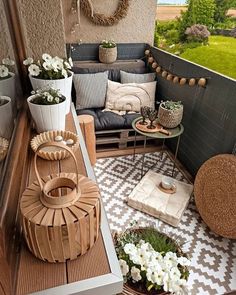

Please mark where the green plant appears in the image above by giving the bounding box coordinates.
[100,39,116,48]
[161,101,183,111]
[0,57,15,80]
[165,29,180,44]
[30,88,65,105]
[185,24,210,44]
[23,54,73,80]
[214,0,236,22]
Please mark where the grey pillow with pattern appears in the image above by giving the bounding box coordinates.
[73,71,108,109]
[120,70,156,84]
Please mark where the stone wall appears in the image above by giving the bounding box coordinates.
[17,0,66,58]
[62,0,156,45]
[0,0,15,61]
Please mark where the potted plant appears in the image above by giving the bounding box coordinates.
[23,54,73,114]
[99,40,117,64]
[0,58,16,107]
[0,96,13,139]
[27,88,66,133]
[115,225,190,294]
[158,101,183,129]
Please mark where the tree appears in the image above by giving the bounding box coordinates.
[214,0,236,22]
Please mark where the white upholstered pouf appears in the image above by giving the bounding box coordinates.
[127,170,193,227]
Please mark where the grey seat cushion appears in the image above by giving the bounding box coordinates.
[120,70,156,84]
[73,71,108,110]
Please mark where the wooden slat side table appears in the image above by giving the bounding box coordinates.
[132,117,184,177]
[15,104,123,295]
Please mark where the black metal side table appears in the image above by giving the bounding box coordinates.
[132,117,184,177]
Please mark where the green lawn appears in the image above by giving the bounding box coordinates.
[180,36,236,79]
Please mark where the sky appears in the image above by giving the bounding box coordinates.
[157,0,187,4]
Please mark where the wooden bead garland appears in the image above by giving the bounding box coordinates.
[189,78,196,86]
[162,71,168,78]
[156,66,162,73]
[148,57,154,63]
[180,78,187,85]
[198,78,207,87]
[152,62,158,69]
[173,76,179,84]
[20,142,101,263]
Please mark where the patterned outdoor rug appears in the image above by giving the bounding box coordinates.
[94,152,236,295]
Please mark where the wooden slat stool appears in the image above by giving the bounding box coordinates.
[78,115,96,166]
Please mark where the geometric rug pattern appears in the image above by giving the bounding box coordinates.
[94,152,236,295]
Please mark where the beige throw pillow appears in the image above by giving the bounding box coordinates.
[105,80,156,112]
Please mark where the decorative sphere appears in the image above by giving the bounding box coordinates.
[54,135,63,142]
[162,71,168,78]
[189,78,196,86]
[156,66,162,73]
[148,57,154,63]
[145,49,150,55]
[152,62,158,69]
[180,78,187,85]
[198,78,207,87]
[173,76,179,84]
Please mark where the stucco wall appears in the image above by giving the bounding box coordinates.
[17,0,66,58]
[62,0,156,45]
[0,0,15,61]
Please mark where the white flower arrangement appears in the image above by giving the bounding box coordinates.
[23,54,73,80]
[30,88,65,105]
[115,227,190,294]
[0,57,15,80]
[100,39,116,48]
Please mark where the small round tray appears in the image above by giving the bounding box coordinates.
[31,130,80,161]
[158,182,176,194]
[0,137,9,162]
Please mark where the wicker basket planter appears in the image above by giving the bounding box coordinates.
[20,142,101,263]
[99,45,117,64]
[158,102,183,129]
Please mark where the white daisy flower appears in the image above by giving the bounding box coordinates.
[169,266,181,282]
[164,252,178,268]
[131,266,142,282]
[42,53,52,61]
[124,243,136,255]
[61,68,68,78]
[23,57,34,66]
[43,61,52,71]
[55,97,60,104]
[68,57,73,67]
[28,64,41,76]
[119,259,129,276]
[64,61,71,69]
[2,57,15,66]
[0,65,9,78]
[54,56,63,63]
[177,256,191,267]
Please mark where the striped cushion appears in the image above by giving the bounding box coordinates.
[73,71,108,109]
[120,70,156,84]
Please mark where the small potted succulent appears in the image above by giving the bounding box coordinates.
[23,54,73,114]
[0,96,13,139]
[158,101,183,129]
[99,40,117,64]
[27,88,66,133]
[0,57,16,106]
[115,224,190,294]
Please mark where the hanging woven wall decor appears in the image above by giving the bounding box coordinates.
[72,0,130,26]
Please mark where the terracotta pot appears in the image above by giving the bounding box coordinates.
[29,72,73,114]
[158,103,183,129]
[99,45,117,64]
[27,94,67,133]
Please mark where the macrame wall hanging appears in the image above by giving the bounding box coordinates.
[145,49,208,88]
[71,0,130,33]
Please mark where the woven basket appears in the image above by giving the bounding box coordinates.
[99,45,117,64]
[20,142,101,262]
[194,154,236,239]
[158,103,183,129]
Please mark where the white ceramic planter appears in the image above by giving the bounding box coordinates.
[29,72,73,114]
[0,73,16,107]
[0,96,13,139]
[27,95,67,133]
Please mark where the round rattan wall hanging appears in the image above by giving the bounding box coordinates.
[194,154,236,239]
[20,142,101,262]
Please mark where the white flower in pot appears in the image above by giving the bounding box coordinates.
[158,100,183,129]
[99,40,117,64]
[23,54,73,114]
[0,58,16,107]
[27,88,67,133]
[0,96,13,139]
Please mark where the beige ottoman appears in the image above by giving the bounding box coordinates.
[78,115,96,166]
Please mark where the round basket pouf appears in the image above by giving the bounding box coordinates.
[158,103,183,129]
[194,154,236,239]
[20,142,101,262]
[99,45,117,64]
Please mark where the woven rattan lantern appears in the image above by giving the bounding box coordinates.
[20,142,101,263]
